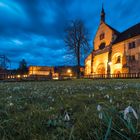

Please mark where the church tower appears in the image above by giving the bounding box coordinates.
[100,4,105,24]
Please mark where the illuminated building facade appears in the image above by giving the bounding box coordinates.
[85,6,140,76]
[28,66,84,79]
[29,66,54,76]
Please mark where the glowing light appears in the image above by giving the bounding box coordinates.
[53,77,59,80]
[67,69,71,73]
[108,62,112,65]
[17,75,21,78]
[12,76,15,78]
[23,75,28,78]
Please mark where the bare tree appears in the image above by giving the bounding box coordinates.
[0,55,11,69]
[64,20,90,78]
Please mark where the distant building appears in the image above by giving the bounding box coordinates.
[85,6,140,76]
[55,66,84,79]
[29,66,54,76]
[28,66,84,79]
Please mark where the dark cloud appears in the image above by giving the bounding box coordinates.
[0,0,140,68]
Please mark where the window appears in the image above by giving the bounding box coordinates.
[129,55,136,61]
[100,33,105,40]
[99,42,106,49]
[116,56,121,64]
[128,42,136,49]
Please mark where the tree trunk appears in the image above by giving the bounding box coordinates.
[77,45,80,79]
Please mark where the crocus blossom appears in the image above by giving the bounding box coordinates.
[124,106,138,121]
[64,112,70,121]
[97,104,102,111]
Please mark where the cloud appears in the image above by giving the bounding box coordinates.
[0,0,140,68]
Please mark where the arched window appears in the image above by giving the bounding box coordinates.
[96,63,105,75]
[116,56,121,64]
[100,33,105,40]
[99,42,106,50]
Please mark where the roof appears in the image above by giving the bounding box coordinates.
[105,23,120,34]
[113,23,140,44]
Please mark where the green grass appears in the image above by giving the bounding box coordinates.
[0,79,140,140]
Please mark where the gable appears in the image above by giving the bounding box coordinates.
[93,23,118,50]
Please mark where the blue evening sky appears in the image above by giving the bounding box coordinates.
[0,0,140,68]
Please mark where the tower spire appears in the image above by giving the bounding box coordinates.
[100,3,105,24]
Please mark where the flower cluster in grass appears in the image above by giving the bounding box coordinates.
[0,79,140,140]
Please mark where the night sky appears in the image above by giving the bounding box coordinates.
[0,0,140,69]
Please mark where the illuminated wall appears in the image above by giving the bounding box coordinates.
[94,23,114,50]
[85,54,91,75]
[85,35,140,75]
[29,66,54,76]
[85,9,140,75]
[111,36,140,73]
[93,52,108,74]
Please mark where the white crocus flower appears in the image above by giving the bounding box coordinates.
[97,105,103,120]
[64,112,70,121]
[9,96,12,99]
[99,112,103,120]
[124,106,138,121]
[9,103,14,106]
[97,105,102,111]
[110,98,113,103]
[88,94,91,98]
[104,94,109,99]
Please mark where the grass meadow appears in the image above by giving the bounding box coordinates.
[0,79,140,140]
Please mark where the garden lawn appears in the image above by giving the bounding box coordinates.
[0,79,140,140]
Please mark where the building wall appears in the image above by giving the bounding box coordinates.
[94,23,114,50]
[29,66,54,76]
[111,42,125,74]
[85,7,140,76]
[92,23,116,75]
[85,23,115,75]
[85,54,92,75]
[110,36,140,74]
[93,52,108,74]
[85,22,140,75]
[121,36,140,73]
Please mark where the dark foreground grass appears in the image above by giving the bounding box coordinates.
[0,79,140,140]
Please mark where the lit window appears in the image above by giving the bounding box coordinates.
[116,56,121,64]
[128,42,136,49]
[100,33,105,40]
